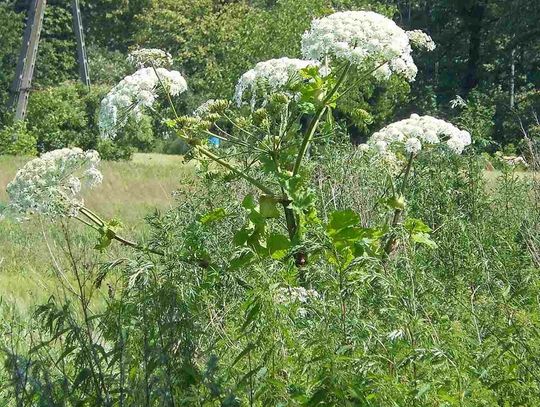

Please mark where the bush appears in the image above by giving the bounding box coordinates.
[26,82,155,160]
[0,121,37,156]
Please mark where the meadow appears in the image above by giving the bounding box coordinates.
[0,153,192,311]
[0,3,539,404]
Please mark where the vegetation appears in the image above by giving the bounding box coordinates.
[0,1,539,406]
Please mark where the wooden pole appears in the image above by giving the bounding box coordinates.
[10,0,47,121]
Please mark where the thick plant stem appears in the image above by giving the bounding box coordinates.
[289,63,352,274]
[292,62,351,176]
[383,154,414,256]
[194,144,275,195]
[292,106,328,176]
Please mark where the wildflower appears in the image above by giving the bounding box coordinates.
[5,148,102,219]
[369,114,471,155]
[127,48,173,68]
[302,11,433,81]
[358,143,370,153]
[234,57,321,109]
[99,67,187,138]
[406,30,436,51]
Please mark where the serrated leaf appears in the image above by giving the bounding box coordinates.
[327,210,360,236]
[404,217,432,233]
[412,232,438,248]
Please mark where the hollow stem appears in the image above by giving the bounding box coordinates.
[383,153,415,256]
[292,62,351,176]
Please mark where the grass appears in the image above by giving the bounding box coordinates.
[0,153,195,312]
[0,153,535,313]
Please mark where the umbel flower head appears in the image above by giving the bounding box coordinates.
[364,114,472,155]
[234,57,321,109]
[301,11,434,81]
[5,148,102,219]
[127,48,174,69]
[99,67,187,138]
[406,30,436,52]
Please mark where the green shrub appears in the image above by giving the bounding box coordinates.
[0,121,37,156]
[26,82,155,160]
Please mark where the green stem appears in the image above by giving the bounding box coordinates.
[383,154,415,256]
[178,130,275,196]
[79,207,164,256]
[292,62,351,176]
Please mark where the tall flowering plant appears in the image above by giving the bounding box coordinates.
[3,12,470,281]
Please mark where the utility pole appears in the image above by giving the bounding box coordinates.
[72,0,90,87]
[9,0,91,121]
[510,48,516,109]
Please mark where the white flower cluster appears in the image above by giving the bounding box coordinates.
[301,11,433,81]
[275,286,320,304]
[99,67,187,138]
[365,114,472,155]
[5,148,102,219]
[406,30,436,51]
[234,57,320,108]
[127,48,173,68]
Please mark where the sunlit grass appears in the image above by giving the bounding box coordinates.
[0,153,196,312]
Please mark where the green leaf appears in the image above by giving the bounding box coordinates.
[233,228,251,246]
[404,218,432,233]
[267,233,291,260]
[412,232,438,248]
[232,343,256,368]
[242,194,257,210]
[327,209,360,237]
[198,208,227,224]
[259,195,280,219]
[242,298,261,332]
[229,248,255,270]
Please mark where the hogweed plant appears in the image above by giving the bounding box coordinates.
[2,11,470,278]
[1,147,163,255]
[0,10,488,406]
